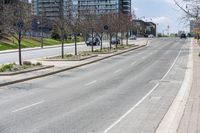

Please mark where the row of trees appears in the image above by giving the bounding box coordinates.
[174,0,200,35]
[0,0,136,65]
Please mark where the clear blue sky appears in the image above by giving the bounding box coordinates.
[132,0,189,34]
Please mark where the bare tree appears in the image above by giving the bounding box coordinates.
[174,0,200,38]
[2,0,32,65]
[68,13,82,55]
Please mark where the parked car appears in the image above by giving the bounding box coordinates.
[180,33,186,39]
[129,35,137,40]
[148,34,154,38]
[111,38,120,44]
[86,37,100,46]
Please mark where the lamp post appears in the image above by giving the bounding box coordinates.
[37,20,44,48]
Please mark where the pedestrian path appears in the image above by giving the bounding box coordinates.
[178,40,200,133]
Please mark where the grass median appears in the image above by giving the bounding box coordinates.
[0,36,84,51]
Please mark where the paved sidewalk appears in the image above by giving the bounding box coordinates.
[177,40,200,133]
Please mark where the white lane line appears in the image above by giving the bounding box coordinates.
[160,49,182,81]
[103,83,159,133]
[85,80,97,86]
[131,61,137,65]
[114,69,122,74]
[12,101,44,113]
[103,48,182,133]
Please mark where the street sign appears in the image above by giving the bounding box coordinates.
[16,20,24,29]
[104,25,108,30]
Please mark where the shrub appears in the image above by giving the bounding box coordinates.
[23,61,32,66]
[36,62,42,66]
[0,63,15,72]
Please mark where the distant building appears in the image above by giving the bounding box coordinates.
[31,0,73,20]
[77,0,131,16]
[132,20,157,37]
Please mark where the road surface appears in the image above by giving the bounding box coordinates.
[0,38,190,133]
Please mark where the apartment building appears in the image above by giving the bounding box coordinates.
[78,0,131,16]
[32,0,72,20]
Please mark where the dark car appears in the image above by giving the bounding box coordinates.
[111,38,120,44]
[180,34,186,39]
[86,37,100,46]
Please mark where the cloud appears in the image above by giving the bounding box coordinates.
[151,16,172,24]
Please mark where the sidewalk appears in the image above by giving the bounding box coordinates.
[177,40,200,133]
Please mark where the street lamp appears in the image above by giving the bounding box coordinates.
[37,20,44,48]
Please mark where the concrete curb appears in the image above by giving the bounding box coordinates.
[0,45,146,87]
[0,65,54,76]
[0,42,85,55]
[43,55,98,61]
[155,39,194,133]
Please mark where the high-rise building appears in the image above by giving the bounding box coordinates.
[77,0,131,16]
[32,0,72,20]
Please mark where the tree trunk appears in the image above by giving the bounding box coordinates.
[121,32,123,45]
[115,33,118,49]
[109,34,112,50]
[75,34,77,55]
[126,31,129,45]
[100,33,103,51]
[61,30,64,59]
[18,30,22,66]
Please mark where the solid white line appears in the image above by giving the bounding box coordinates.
[103,83,159,133]
[12,101,44,113]
[85,80,97,86]
[114,69,122,74]
[160,49,182,81]
[103,47,182,133]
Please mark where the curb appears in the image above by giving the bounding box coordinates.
[155,39,194,133]
[0,45,146,87]
[0,65,54,76]
[43,55,98,61]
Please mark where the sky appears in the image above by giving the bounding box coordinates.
[132,0,189,34]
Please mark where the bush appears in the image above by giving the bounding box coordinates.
[0,63,15,72]
[23,61,32,66]
[36,62,42,66]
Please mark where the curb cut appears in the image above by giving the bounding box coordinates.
[0,45,146,87]
[155,39,194,133]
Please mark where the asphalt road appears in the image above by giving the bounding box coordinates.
[0,39,145,64]
[0,38,190,133]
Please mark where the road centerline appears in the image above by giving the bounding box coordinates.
[85,80,97,86]
[12,101,44,113]
[114,69,122,74]
[131,61,137,65]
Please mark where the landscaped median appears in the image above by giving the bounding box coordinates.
[0,61,54,76]
[0,44,146,87]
